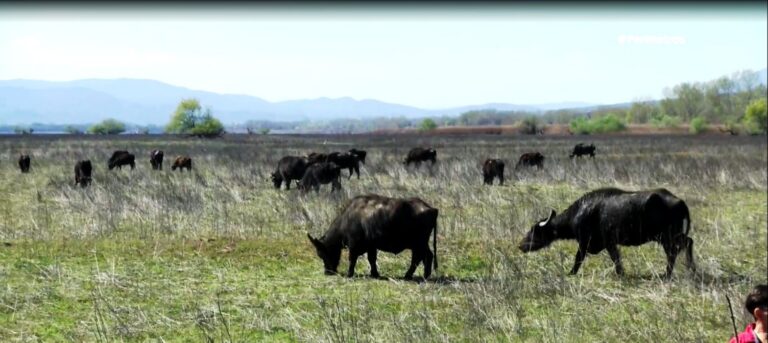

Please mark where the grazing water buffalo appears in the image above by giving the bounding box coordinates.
[348,149,367,164]
[108,150,135,170]
[482,158,505,185]
[171,156,192,172]
[570,143,596,158]
[519,187,695,279]
[150,150,164,170]
[272,156,310,190]
[404,147,437,166]
[18,154,31,173]
[298,162,342,193]
[515,152,544,170]
[74,160,93,187]
[307,194,439,279]
[327,152,362,179]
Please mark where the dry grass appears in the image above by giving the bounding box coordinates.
[0,133,765,342]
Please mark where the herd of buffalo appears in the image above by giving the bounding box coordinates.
[11,141,698,280]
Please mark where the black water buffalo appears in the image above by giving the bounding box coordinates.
[570,143,596,158]
[307,194,439,279]
[515,152,544,170]
[404,147,437,166]
[327,152,362,179]
[307,152,330,165]
[348,149,367,164]
[150,150,164,170]
[482,158,505,185]
[171,156,192,172]
[298,162,342,193]
[272,156,310,190]
[108,150,135,170]
[519,187,695,279]
[74,160,93,187]
[18,154,31,173]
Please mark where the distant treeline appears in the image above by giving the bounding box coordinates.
[5,69,765,135]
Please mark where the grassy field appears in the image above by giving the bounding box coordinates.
[0,133,766,342]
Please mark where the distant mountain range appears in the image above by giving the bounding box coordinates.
[1,67,765,126]
[0,79,598,125]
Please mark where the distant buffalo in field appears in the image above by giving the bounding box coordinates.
[519,187,695,279]
[515,152,544,170]
[18,154,31,173]
[570,143,596,159]
[348,149,367,164]
[404,147,437,166]
[272,156,310,190]
[308,194,439,279]
[482,159,505,185]
[327,151,363,179]
[298,162,342,193]
[150,150,164,170]
[108,150,135,170]
[171,156,192,172]
[74,160,93,187]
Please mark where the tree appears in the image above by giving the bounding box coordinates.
[165,98,225,137]
[520,116,541,135]
[88,119,125,135]
[65,125,83,135]
[419,118,438,131]
[743,98,767,134]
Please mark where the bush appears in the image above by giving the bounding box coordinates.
[689,116,707,134]
[651,114,682,128]
[87,119,125,135]
[569,114,626,135]
[419,118,438,131]
[743,98,767,134]
[166,98,225,137]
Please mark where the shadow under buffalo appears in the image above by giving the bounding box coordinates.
[367,275,481,284]
[618,270,750,285]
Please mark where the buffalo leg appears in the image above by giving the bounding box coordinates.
[354,165,360,179]
[499,173,504,186]
[405,249,425,280]
[684,237,696,272]
[569,247,587,275]
[606,245,624,275]
[367,249,380,278]
[347,252,360,277]
[422,249,434,279]
[662,243,679,279]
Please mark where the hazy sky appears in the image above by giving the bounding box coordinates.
[0,4,765,108]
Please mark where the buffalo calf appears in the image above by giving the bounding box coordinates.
[150,150,164,170]
[515,152,544,170]
[404,147,437,166]
[18,154,31,173]
[108,150,135,170]
[570,143,596,159]
[298,162,342,193]
[272,156,310,190]
[74,160,93,187]
[171,156,192,172]
[482,158,505,185]
[308,194,439,279]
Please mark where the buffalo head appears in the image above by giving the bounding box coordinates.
[307,234,341,275]
[519,209,558,252]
